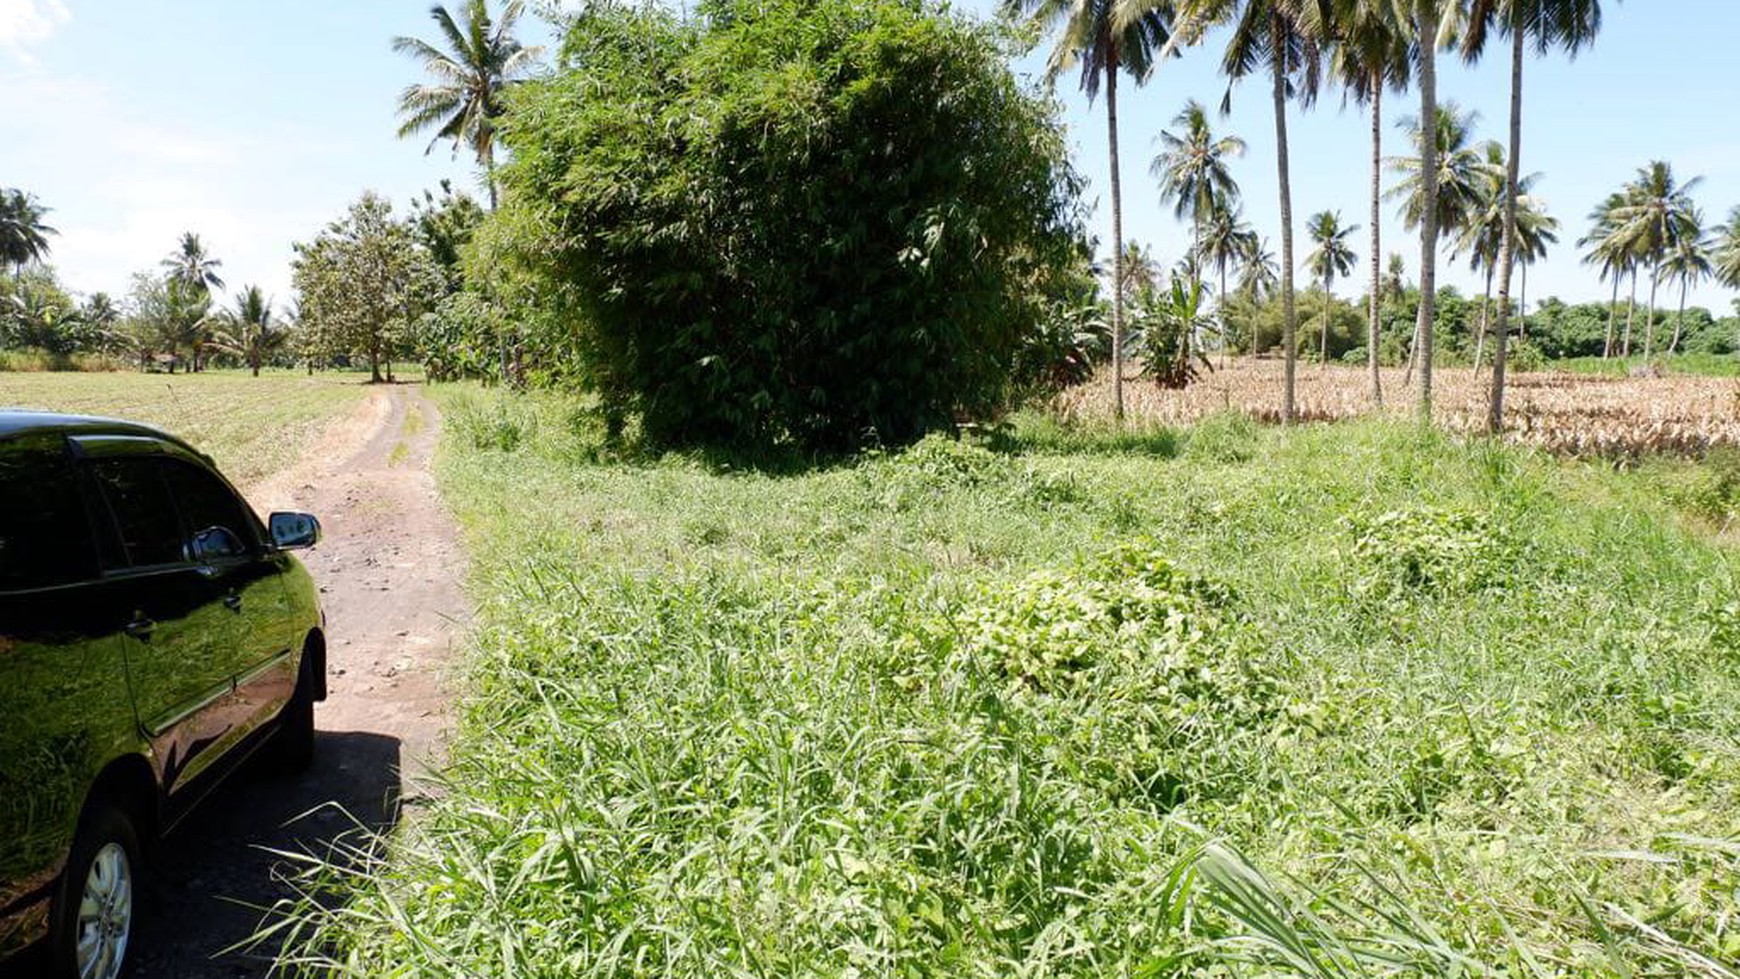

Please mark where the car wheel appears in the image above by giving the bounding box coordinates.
[272,652,317,771]
[49,799,141,979]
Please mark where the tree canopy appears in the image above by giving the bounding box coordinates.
[488,0,1088,450]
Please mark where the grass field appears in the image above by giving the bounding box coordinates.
[277,387,1740,977]
[1056,359,1740,458]
[1555,353,1740,378]
[0,369,370,488]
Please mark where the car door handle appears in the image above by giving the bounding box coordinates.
[125,617,155,639]
[223,593,243,612]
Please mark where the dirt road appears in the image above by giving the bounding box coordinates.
[122,384,467,977]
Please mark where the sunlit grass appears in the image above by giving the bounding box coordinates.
[278,385,1740,976]
[0,368,370,487]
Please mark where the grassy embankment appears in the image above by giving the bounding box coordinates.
[287,387,1739,976]
[0,369,369,487]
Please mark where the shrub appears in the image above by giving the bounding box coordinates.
[447,392,537,452]
[1182,411,1259,464]
[1348,504,1521,597]
[491,0,1086,451]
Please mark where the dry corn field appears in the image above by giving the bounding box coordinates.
[1053,358,1740,457]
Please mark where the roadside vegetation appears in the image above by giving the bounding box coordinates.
[274,385,1740,975]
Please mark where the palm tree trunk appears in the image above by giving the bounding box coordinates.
[1190,210,1204,362]
[1368,77,1384,406]
[1644,263,1661,359]
[1473,269,1492,372]
[1671,277,1688,354]
[1602,273,1619,358]
[1484,27,1523,434]
[1322,272,1332,368]
[1219,263,1229,369]
[1520,262,1528,339]
[1414,0,1441,422]
[1622,268,1637,356]
[1273,16,1298,424]
[484,142,499,211]
[1106,56,1126,422]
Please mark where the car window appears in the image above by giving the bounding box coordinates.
[160,458,257,560]
[0,436,101,590]
[90,457,186,569]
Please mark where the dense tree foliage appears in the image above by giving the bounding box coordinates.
[293,193,441,382]
[487,0,1087,449]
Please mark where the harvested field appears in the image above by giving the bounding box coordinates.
[1054,358,1740,457]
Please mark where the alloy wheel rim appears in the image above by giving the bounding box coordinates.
[74,841,132,979]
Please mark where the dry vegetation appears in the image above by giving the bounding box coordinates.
[0,369,369,487]
[1055,358,1740,457]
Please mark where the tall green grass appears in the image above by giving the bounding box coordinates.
[281,388,1740,977]
[1552,352,1740,377]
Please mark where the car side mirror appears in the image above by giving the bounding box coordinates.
[268,512,322,550]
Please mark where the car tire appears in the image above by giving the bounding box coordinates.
[48,797,142,979]
[272,653,317,771]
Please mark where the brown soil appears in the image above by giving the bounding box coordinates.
[121,384,466,977]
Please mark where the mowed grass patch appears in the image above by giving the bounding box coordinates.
[283,386,1740,977]
[0,369,369,487]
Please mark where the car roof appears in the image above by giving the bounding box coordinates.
[0,410,204,458]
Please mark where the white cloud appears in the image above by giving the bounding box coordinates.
[0,0,69,63]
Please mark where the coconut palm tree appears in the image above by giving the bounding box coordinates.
[1328,0,1410,403]
[1579,191,1631,358]
[1006,0,1178,422]
[161,233,225,296]
[0,189,57,280]
[1198,202,1259,361]
[1152,99,1246,281]
[393,0,544,210]
[1383,252,1408,299]
[1459,0,1602,432]
[1119,241,1165,301]
[1718,205,1740,292]
[1406,0,1450,419]
[1609,161,1702,360]
[1451,141,1552,369]
[1387,103,1493,247]
[1237,235,1280,302]
[213,285,288,376]
[1304,210,1359,366]
[1390,100,1494,387]
[1175,0,1329,421]
[1659,211,1713,355]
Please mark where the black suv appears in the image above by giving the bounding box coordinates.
[0,412,327,979]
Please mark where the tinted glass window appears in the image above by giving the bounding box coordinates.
[0,436,100,590]
[91,458,185,568]
[161,459,255,559]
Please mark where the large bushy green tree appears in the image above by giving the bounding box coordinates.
[491,0,1087,450]
[292,193,441,382]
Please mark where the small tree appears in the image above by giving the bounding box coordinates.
[293,194,440,383]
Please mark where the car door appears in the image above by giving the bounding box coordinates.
[157,455,302,740]
[0,432,134,956]
[77,440,242,797]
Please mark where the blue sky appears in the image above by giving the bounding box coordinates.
[3,0,1737,316]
